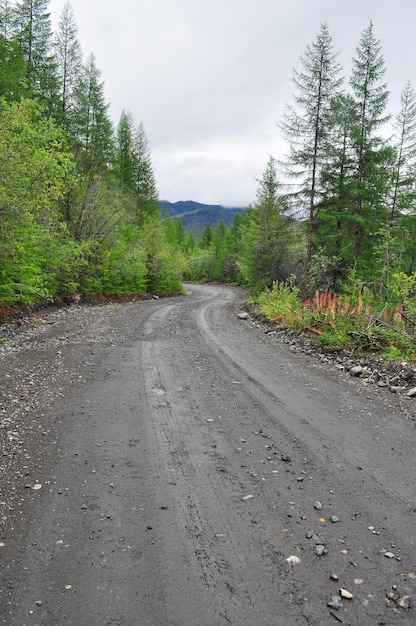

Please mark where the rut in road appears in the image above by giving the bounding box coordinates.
[140,300,304,625]
[1,283,415,626]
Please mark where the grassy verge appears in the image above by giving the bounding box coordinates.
[252,280,416,363]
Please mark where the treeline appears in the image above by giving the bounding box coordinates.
[184,23,416,313]
[0,0,184,305]
[2,6,416,321]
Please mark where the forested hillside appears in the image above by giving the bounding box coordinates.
[1,4,416,360]
[159,201,244,240]
[0,0,184,305]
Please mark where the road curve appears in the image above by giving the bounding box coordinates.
[1,283,415,625]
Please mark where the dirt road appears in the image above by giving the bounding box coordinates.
[0,283,415,625]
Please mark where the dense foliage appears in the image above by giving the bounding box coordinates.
[182,23,416,358]
[1,4,416,360]
[0,0,183,304]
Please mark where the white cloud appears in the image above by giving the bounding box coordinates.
[49,0,416,205]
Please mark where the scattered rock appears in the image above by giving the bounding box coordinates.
[339,588,353,599]
[402,366,414,380]
[390,386,403,394]
[327,595,343,610]
[396,594,412,609]
[368,370,380,383]
[330,515,340,523]
[314,500,322,510]
[253,315,416,402]
[314,544,327,556]
[286,555,301,565]
[237,312,249,320]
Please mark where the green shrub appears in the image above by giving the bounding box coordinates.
[253,280,416,361]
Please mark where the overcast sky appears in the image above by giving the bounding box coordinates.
[48,0,416,207]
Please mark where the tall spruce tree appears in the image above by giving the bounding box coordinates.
[54,1,82,128]
[378,82,416,296]
[71,53,113,174]
[135,121,159,223]
[238,157,293,290]
[12,0,59,110]
[279,23,343,292]
[115,110,137,194]
[390,81,416,221]
[315,93,359,287]
[0,0,14,37]
[349,22,391,264]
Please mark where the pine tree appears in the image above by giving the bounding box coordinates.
[349,22,391,260]
[316,93,359,285]
[238,157,293,290]
[279,23,343,292]
[134,121,159,223]
[378,82,416,297]
[54,1,82,127]
[115,110,137,194]
[390,81,416,221]
[199,224,213,249]
[210,219,227,280]
[71,53,113,174]
[0,0,14,37]
[393,83,416,278]
[12,0,59,109]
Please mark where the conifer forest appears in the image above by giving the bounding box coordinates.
[1,3,416,358]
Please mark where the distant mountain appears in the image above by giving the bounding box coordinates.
[159,200,246,239]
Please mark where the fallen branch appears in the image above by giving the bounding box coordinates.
[307,325,323,335]
[311,316,334,328]
[363,312,416,345]
[399,310,416,328]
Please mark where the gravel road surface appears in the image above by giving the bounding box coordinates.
[0,283,415,626]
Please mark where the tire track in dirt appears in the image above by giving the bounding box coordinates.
[140,301,304,625]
